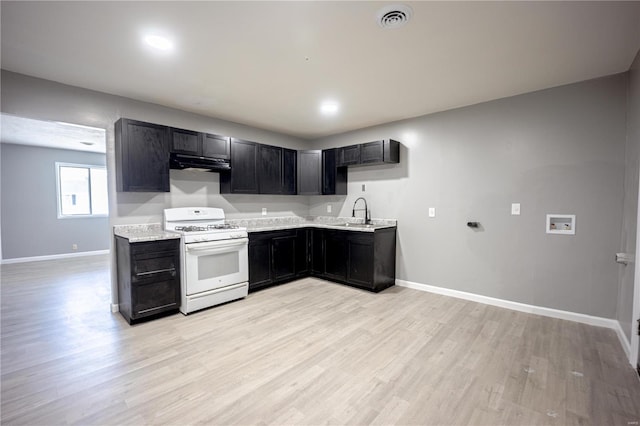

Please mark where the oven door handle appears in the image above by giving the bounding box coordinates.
[185,238,248,253]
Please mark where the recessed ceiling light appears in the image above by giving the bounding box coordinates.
[320,102,340,115]
[143,34,174,52]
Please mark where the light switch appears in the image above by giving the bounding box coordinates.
[428,207,436,218]
[327,204,332,213]
[511,203,521,215]
[362,184,366,192]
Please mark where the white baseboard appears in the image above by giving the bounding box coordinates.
[613,321,632,361]
[1,249,109,265]
[396,279,632,363]
[111,303,119,313]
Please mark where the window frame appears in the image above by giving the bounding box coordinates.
[55,162,108,219]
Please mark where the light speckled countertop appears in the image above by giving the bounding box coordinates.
[113,216,397,242]
[227,216,397,233]
[113,224,180,243]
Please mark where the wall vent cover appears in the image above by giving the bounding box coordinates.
[377,4,413,29]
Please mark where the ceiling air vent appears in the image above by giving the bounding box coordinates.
[376,4,413,29]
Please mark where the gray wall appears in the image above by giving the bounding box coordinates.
[0,143,109,259]
[0,69,631,320]
[0,70,309,228]
[311,74,627,319]
[0,70,307,304]
[618,50,640,341]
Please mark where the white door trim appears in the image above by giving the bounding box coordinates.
[630,171,640,367]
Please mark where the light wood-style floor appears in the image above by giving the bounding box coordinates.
[2,255,639,425]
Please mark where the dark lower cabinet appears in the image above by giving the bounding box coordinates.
[324,230,348,282]
[248,236,271,289]
[249,229,305,291]
[311,228,325,275]
[251,226,396,293]
[271,234,296,281]
[115,237,180,324]
[295,229,311,277]
[310,227,396,292]
[346,233,375,287]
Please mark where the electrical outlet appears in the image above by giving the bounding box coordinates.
[511,203,521,215]
[362,184,366,192]
[261,208,267,216]
[72,244,78,250]
[327,204,332,213]
[428,207,436,218]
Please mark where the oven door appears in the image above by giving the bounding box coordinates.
[184,238,248,295]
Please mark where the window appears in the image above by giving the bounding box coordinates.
[56,163,108,217]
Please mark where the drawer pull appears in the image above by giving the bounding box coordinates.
[135,268,175,277]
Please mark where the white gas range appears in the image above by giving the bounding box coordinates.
[164,207,248,314]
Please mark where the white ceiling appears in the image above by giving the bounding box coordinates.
[1,1,640,140]
[0,114,107,153]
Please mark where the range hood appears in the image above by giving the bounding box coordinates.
[170,153,231,172]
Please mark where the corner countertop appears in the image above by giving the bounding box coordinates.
[113,224,180,243]
[227,216,397,233]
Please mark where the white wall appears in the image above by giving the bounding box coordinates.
[311,74,627,319]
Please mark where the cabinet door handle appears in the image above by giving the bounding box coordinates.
[135,268,175,277]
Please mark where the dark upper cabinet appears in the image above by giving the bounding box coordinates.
[171,128,230,159]
[337,144,361,166]
[170,128,200,156]
[202,133,230,159]
[282,149,297,195]
[297,150,321,195]
[322,149,347,195]
[220,138,259,193]
[115,118,170,192]
[257,145,297,195]
[259,144,283,194]
[360,139,400,165]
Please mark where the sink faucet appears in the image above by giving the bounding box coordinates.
[352,197,371,224]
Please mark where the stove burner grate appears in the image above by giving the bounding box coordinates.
[174,224,239,232]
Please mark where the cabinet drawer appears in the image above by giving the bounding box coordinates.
[131,254,177,282]
[130,239,179,255]
[130,240,179,282]
[132,278,180,318]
